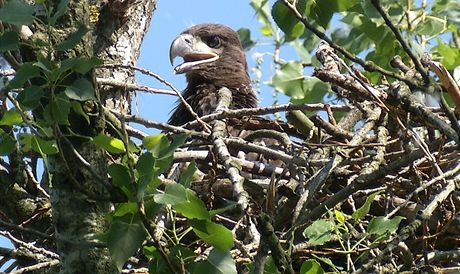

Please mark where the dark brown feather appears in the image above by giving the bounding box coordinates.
[168,24,258,125]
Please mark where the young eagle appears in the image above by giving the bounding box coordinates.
[168,23,258,125]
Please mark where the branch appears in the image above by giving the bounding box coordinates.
[101,64,210,131]
[96,77,177,96]
[370,0,429,84]
[114,111,208,138]
[212,87,249,209]
[281,0,419,88]
[10,259,59,274]
[255,213,294,274]
[173,150,286,177]
[186,103,353,127]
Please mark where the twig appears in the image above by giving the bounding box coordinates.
[212,87,249,209]
[281,0,419,88]
[310,115,352,140]
[173,150,286,177]
[101,63,210,132]
[114,111,208,138]
[370,0,429,84]
[10,259,59,274]
[96,77,177,96]
[0,220,52,240]
[255,213,294,274]
[356,177,458,273]
[186,103,353,127]
[0,69,15,76]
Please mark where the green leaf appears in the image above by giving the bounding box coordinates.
[436,42,460,70]
[71,101,90,124]
[415,15,446,37]
[188,219,233,252]
[161,134,188,157]
[112,202,137,217]
[92,134,125,154]
[0,133,16,156]
[367,216,404,236]
[137,152,160,201]
[330,0,359,12]
[8,63,41,89]
[303,219,335,245]
[190,220,233,252]
[179,161,196,188]
[64,78,96,101]
[0,31,19,51]
[300,259,325,274]
[272,1,305,39]
[108,164,132,198]
[270,61,304,98]
[300,77,331,103]
[154,183,187,205]
[263,256,281,274]
[174,189,210,220]
[143,134,170,158]
[49,0,69,25]
[72,57,103,74]
[250,0,274,37]
[17,85,44,109]
[237,28,256,50]
[56,23,90,51]
[352,190,382,220]
[0,0,35,26]
[334,210,346,225]
[19,133,33,152]
[193,248,237,274]
[43,93,71,125]
[32,136,59,155]
[107,220,147,272]
[290,39,313,63]
[0,109,23,126]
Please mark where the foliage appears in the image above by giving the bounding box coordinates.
[1,0,460,273]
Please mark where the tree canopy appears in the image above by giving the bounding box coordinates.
[0,0,459,273]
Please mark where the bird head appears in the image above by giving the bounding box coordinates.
[169,24,249,86]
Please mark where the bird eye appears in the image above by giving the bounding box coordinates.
[206,36,222,48]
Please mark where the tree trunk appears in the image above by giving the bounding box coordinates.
[12,1,156,273]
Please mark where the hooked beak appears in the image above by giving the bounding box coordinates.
[169,33,219,74]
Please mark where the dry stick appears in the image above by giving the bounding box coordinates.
[10,260,60,274]
[96,77,177,96]
[0,220,53,241]
[292,104,382,226]
[281,0,418,88]
[112,111,208,138]
[370,0,429,84]
[355,177,458,273]
[301,146,426,228]
[317,43,453,180]
[0,69,15,76]
[310,115,353,140]
[186,103,353,127]
[173,150,286,177]
[211,87,249,209]
[102,64,210,132]
[224,137,301,165]
[0,231,59,259]
[255,213,295,274]
[389,84,459,143]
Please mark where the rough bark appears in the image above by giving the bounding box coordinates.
[3,0,157,273]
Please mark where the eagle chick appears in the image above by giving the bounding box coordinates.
[168,23,258,125]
